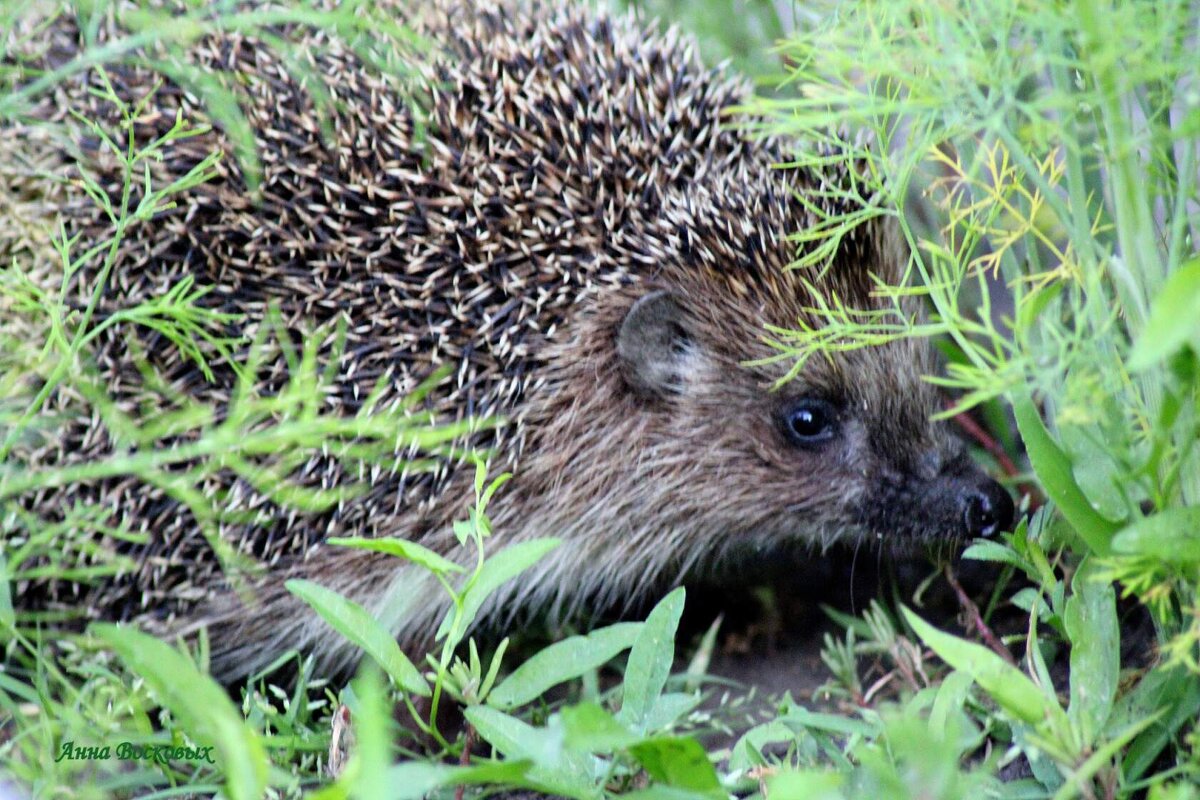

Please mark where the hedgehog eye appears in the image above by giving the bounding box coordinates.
[782,399,838,447]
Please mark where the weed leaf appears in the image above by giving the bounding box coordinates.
[91,624,267,800]
[1064,558,1119,746]
[1111,507,1200,565]
[1013,394,1119,555]
[286,578,429,696]
[628,737,722,794]
[619,587,685,732]
[489,622,642,709]
[560,701,640,752]
[327,536,465,575]
[438,537,561,641]
[1128,256,1200,370]
[902,607,1071,738]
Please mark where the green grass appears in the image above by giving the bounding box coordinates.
[3,0,1200,798]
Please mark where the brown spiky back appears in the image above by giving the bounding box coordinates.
[9,0,888,630]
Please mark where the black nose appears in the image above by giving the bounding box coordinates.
[961,478,1014,538]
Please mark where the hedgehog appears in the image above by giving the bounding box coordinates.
[5,0,1013,683]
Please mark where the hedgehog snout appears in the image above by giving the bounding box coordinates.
[958,475,1014,538]
[857,449,1016,542]
[935,457,1014,539]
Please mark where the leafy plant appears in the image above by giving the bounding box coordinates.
[289,465,732,799]
[735,0,1200,795]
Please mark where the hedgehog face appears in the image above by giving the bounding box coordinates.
[612,288,1013,550]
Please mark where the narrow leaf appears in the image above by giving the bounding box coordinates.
[628,737,722,794]
[92,625,268,800]
[328,536,465,574]
[643,692,703,732]
[1111,507,1200,565]
[349,666,392,800]
[1128,256,1200,370]
[1051,713,1165,800]
[781,708,877,739]
[0,555,13,628]
[1013,395,1118,555]
[560,702,639,752]
[287,579,429,696]
[489,622,642,709]
[438,538,561,640]
[464,706,598,799]
[1064,558,1119,747]
[619,587,686,732]
[383,760,536,800]
[766,772,845,800]
[902,607,1070,736]
[1117,666,1200,781]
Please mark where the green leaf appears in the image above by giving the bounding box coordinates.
[0,554,13,629]
[902,607,1071,737]
[1010,587,1054,622]
[1128,256,1200,370]
[349,665,392,800]
[962,539,1029,568]
[327,536,464,575]
[618,587,686,732]
[464,705,551,761]
[1063,558,1118,747]
[438,537,561,641]
[1051,713,1165,800]
[780,708,877,739]
[766,771,845,800]
[684,614,721,691]
[480,471,512,510]
[628,737,722,794]
[643,692,703,732]
[621,789,731,800]
[1117,666,1200,781]
[464,706,599,799]
[560,701,640,752]
[382,761,537,800]
[488,622,642,709]
[1016,281,1065,336]
[479,637,509,699]
[820,604,874,638]
[1057,424,1127,522]
[91,625,268,800]
[1111,507,1200,565]
[286,579,429,696]
[1013,395,1119,555]
[929,669,977,735]
[729,720,798,772]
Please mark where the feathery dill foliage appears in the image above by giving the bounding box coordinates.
[736,0,1200,795]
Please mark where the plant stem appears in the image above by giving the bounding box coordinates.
[944,563,1016,667]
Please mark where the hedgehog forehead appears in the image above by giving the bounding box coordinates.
[650,174,793,301]
[647,166,896,335]
[832,336,944,467]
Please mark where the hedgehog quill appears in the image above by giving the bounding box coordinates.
[6,0,1012,682]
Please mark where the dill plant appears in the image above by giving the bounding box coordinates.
[735,0,1200,794]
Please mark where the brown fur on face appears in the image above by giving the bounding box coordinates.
[6,0,1010,681]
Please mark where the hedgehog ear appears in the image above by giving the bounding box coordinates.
[617,291,694,399]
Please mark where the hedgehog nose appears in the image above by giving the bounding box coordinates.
[961,478,1014,538]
